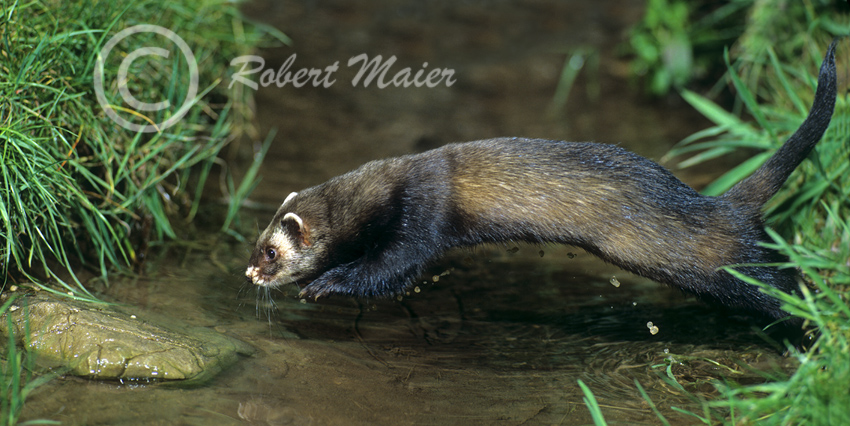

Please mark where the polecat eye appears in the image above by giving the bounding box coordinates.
[265,247,277,261]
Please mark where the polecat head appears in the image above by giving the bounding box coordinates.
[246,192,323,287]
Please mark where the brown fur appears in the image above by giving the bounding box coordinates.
[247,39,839,335]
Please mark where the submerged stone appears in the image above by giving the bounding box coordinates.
[0,293,254,385]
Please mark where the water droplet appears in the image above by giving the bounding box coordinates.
[646,321,659,335]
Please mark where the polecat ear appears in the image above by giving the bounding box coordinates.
[282,212,311,246]
[282,191,298,206]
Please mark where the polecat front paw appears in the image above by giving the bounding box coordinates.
[298,279,336,300]
[297,261,412,300]
[297,267,353,300]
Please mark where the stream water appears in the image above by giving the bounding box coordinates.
[19,1,796,425]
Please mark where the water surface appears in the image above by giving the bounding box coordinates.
[21,1,792,425]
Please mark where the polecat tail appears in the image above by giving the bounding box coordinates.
[724,38,839,206]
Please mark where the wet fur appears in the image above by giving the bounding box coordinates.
[248,40,838,331]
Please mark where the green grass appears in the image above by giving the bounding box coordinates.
[1,1,283,423]
[578,379,609,426]
[583,5,849,425]
[0,0,283,298]
[625,0,754,95]
[0,297,60,426]
[625,0,839,96]
[711,225,850,425]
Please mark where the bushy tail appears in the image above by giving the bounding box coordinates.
[724,38,839,206]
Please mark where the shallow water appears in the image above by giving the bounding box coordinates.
[21,245,792,425]
[20,1,795,425]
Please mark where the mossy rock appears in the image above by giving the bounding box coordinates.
[0,293,254,386]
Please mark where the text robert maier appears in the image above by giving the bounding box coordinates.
[229,53,456,90]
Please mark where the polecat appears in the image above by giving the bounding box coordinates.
[247,40,838,331]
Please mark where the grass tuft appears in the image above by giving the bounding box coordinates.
[0,0,281,297]
[1,1,281,422]
[583,4,849,425]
